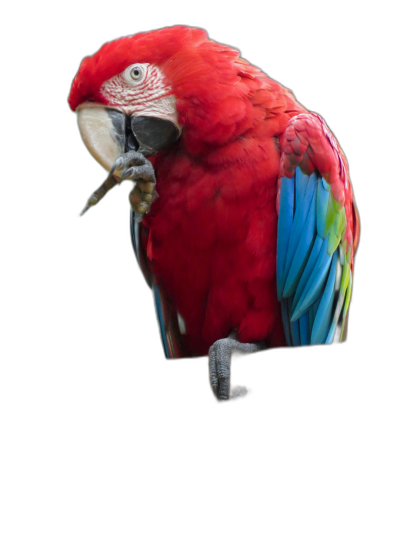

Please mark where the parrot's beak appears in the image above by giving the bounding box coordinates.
[77,105,130,175]
[76,104,181,215]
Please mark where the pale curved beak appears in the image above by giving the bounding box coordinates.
[77,105,129,173]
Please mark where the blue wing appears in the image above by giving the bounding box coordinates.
[276,168,352,346]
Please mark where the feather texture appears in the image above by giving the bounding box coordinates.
[277,113,357,346]
[130,211,187,358]
[70,28,359,356]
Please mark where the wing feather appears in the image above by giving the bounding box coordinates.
[277,113,357,346]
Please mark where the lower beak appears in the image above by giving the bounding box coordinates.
[76,105,180,215]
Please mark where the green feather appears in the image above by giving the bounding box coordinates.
[343,270,353,317]
[340,271,353,341]
[340,261,350,295]
[327,229,341,256]
[324,195,336,238]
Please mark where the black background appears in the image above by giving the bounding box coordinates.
[37,6,380,440]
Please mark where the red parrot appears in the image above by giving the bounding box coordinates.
[69,26,360,399]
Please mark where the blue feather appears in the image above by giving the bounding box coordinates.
[291,235,324,311]
[308,301,318,339]
[277,177,295,300]
[325,318,339,344]
[290,316,300,346]
[277,164,349,346]
[307,305,314,340]
[130,210,139,260]
[299,313,309,345]
[314,292,336,344]
[316,179,331,237]
[130,211,170,359]
[281,298,292,346]
[283,172,317,286]
[311,251,338,344]
[291,237,332,321]
[283,186,317,298]
[153,285,170,359]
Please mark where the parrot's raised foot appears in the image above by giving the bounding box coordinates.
[208,338,259,400]
[111,151,157,222]
[112,151,156,184]
[80,151,157,217]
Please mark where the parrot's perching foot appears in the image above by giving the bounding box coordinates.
[80,150,157,220]
[208,338,260,400]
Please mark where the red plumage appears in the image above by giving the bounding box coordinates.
[69,26,358,357]
[69,27,208,110]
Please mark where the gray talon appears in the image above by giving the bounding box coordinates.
[80,150,156,217]
[110,156,123,174]
[122,168,135,181]
[209,338,259,400]
[116,152,155,184]
[122,151,145,167]
[121,154,157,218]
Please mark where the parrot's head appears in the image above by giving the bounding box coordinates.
[69,26,192,170]
[69,26,261,214]
[69,25,255,172]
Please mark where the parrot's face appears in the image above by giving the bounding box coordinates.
[69,26,247,215]
[76,61,181,174]
[69,26,224,214]
[69,27,245,174]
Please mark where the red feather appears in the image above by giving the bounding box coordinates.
[70,27,358,356]
[135,35,305,354]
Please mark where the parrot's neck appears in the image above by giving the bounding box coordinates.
[174,70,305,159]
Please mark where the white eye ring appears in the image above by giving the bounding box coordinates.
[129,65,144,82]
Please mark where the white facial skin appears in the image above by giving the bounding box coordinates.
[99,63,181,129]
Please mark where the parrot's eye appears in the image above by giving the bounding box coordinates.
[129,65,144,82]
[121,63,149,86]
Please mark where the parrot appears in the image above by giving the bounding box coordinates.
[68,25,360,400]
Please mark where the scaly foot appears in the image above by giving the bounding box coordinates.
[80,150,157,218]
[111,151,157,221]
[209,338,260,400]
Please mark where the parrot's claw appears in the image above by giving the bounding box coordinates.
[79,151,156,216]
[208,338,259,400]
[111,150,157,220]
[112,151,156,184]
[129,179,158,221]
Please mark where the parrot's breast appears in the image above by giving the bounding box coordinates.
[142,142,286,354]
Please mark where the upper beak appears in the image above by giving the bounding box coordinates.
[77,105,129,175]
[76,104,181,215]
